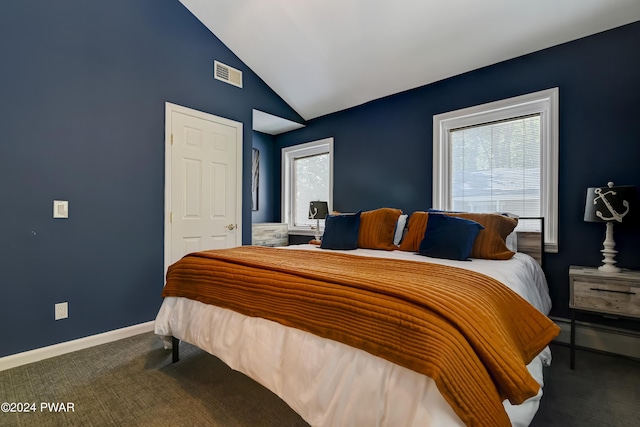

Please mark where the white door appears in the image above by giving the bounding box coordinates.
[164,103,243,269]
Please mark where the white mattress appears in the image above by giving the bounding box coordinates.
[155,246,553,427]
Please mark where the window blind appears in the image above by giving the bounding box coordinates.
[293,153,329,226]
[450,114,541,222]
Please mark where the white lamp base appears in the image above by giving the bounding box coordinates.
[598,222,621,273]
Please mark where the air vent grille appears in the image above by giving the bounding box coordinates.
[214,60,242,88]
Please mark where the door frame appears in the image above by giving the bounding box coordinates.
[164,102,243,275]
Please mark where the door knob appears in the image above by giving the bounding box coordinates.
[226,224,236,230]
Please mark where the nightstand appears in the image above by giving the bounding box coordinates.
[568,265,640,369]
[251,223,289,247]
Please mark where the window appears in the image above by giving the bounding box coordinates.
[282,138,333,234]
[433,88,559,252]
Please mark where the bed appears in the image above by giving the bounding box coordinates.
[154,209,559,427]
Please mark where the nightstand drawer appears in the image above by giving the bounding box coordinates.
[571,280,640,318]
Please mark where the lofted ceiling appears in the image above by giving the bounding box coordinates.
[180,0,640,122]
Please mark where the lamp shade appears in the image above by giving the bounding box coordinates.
[309,201,329,220]
[584,183,635,224]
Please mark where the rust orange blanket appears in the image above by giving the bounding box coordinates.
[162,246,559,426]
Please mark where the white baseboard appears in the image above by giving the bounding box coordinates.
[0,321,155,372]
[551,316,640,360]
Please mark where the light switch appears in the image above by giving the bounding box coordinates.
[53,200,69,218]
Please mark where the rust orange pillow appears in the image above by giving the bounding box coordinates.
[441,212,517,260]
[357,208,403,250]
[399,211,517,260]
[398,211,429,252]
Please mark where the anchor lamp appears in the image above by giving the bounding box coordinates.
[584,182,637,273]
[309,201,329,241]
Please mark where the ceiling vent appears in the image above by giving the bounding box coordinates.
[214,60,243,88]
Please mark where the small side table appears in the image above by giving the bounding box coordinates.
[568,265,640,369]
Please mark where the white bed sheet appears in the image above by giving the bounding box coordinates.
[155,246,553,427]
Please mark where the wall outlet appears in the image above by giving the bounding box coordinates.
[53,200,69,218]
[55,302,68,320]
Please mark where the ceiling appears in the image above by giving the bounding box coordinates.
[180,0,640,122]
[252,109,305,135]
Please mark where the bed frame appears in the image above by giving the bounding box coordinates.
[172,336,180,362]
[516,216,545,267]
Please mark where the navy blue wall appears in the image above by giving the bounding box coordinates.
[251,131,278,223]
[0,0,302,357]
[276,22,640,321]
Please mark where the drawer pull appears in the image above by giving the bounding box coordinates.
[589,287,636,295]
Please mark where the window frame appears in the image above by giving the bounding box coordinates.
[433,88,559,252]
[282,137,334,235]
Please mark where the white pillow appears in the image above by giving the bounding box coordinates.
[496,212,519,252]
[393,214,408,246]
[505,231,518,252]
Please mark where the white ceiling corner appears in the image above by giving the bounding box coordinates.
[252,109,305,135]
[180,0,640,121]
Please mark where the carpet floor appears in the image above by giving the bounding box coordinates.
[1,333,638,426]
[0,333,307,427]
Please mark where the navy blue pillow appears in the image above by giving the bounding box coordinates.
[418,214,484,260]
[321,211,362,250]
